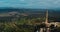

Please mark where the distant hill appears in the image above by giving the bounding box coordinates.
[0,8,60,22]
[0,8,59,17]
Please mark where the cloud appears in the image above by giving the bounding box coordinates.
[0,0,60,9]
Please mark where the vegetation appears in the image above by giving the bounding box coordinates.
[0,8,60,32]
[0,17,59,32]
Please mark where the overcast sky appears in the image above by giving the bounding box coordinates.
[0,0,60,9]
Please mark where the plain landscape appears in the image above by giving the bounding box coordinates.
[0,8,60,32]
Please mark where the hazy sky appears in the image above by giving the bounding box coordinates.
[0,0,60,9]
